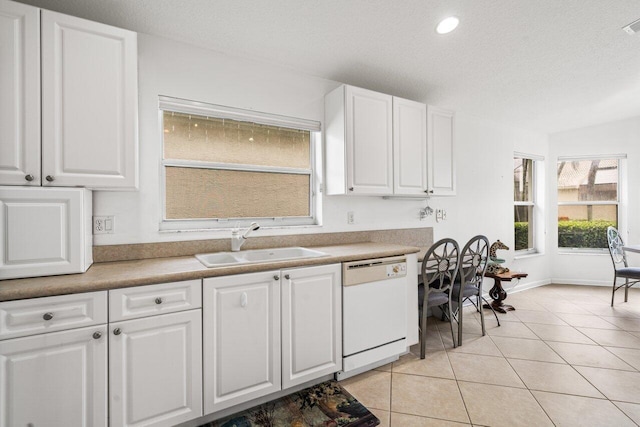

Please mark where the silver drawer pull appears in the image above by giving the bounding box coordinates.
[284,274,290,280]
[93,331,102,340]
[155,297,163,305]
[273,275,280,281]
[25,174,34,182]
[113,328,122,336]
[43,312,54,321]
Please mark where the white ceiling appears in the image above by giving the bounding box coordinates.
[18,0,640,134]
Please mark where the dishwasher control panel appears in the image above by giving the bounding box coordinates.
[386,262,407,277]
[343,256,407,286]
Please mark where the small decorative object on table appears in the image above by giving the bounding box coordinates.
[486,240,509,275]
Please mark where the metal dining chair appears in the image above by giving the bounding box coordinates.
[418,238,460,358]
[607,226,640,306]
[450,235,499,347]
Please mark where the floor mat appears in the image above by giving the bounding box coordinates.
[200,380,380,427]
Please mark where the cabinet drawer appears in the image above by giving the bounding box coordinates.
[109,280,202,322]
[0,291,107,340]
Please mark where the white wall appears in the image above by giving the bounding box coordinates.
[92,33,551,286]
[548,116,640,285]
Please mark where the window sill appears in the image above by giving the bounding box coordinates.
[557,250,608,256]
[159,223,323,234]
[513,251,544,260]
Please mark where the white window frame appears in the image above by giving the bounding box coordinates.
[514,153,542,255]
[158,96,322,231]
[556,154,624,253]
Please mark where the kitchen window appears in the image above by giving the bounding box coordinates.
[159,97,321,230]
[514,155,540,253]
[557,156,620,250]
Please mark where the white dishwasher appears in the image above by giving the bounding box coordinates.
[337,255,407,380]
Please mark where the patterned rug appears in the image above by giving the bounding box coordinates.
[200,380,380,427]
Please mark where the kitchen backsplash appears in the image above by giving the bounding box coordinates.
[93,227,433,263]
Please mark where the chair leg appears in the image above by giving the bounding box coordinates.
[625,278,629,303]
[482,297,501,327]
[448,302,457,349]
[611,274,617,307]
[458,299,463,347]
[478,295,486,336]
[420,309,428,359]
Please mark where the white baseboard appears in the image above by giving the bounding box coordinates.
[549,279,611,287]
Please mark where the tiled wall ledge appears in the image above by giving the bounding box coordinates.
[93,227,434,263]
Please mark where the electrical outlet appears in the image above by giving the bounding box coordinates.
[347,211,355,224]
[94,216,115,234]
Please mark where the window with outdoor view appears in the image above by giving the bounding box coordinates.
[514,157,536,252]
[557,158,619,249]
[160,97,320,230]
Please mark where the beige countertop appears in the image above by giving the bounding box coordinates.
[0,242,421,302]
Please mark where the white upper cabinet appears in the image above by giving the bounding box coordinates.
[0,0,41,186]
[393,97,428,196]
[325,85,430,197]
[325,85,394,195]
[41,10,138,189]
[0,1,139,189]
[0,186,93,280]
[427,106,456,195]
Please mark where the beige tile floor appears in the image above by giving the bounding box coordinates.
[341,284,640,426]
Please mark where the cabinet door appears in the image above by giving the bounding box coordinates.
[427,106,456,195]
[0,0,40,186]
[281,264,341,389]
[0,325,108,427]
[393,97,427,195]
[109,310,202,427]
[203,271,281,414]
[41,10,138,189]
[345,86,393,195]
[0,186,92,280]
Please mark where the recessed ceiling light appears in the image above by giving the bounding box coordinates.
[436,16,459,34]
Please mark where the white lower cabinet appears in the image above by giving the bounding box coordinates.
[0,324,108,427]
[109,297,202,427]
[281,264,341,388]
[203,263,341,414]
[0,291,108,427]
[203,270,281,414]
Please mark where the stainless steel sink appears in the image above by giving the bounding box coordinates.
[196,247,328,268]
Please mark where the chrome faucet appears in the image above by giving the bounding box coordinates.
[231,222,260,252]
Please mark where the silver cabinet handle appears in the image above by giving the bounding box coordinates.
[348,187,354,191]
[284,274,290,280]
[273,275,280,280]
[155,297,163,305]
[113,328,122,336]
[43,312,54,321]
[93,331,102,340]
[45,175,54,182]
[25,174,34,182]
